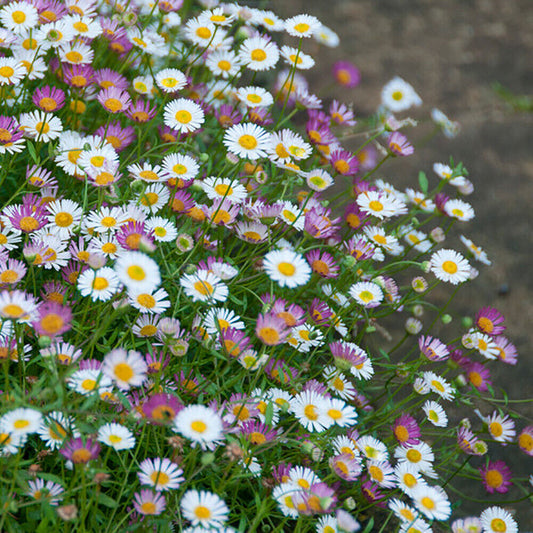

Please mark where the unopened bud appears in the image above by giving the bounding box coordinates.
[441,313,452,324]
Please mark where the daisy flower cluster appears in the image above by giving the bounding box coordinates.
[0,0,529,531]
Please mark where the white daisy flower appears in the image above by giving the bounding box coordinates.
[278,201,305,230]
[161,152,199,183]
[429,248,470,284]
[180,489,229,528]
[305,169,334,192]
[132,75,153,95]
[486,411,516,443]
[357,190,407,219]
[444,198,475,221]
[135,183,170,214]
[163,98,205,134]
[180,271,228,304]
[0,430,27,455]
[272,482,300,518]
[239,35,280,71]
[236,86,273,108]
[411,484,451,521]
[480,506,518,533]
[357,435,389,461]
[323,397,358,427]
[146,216,177,242]
[394,462,427,496]
[203,307,244,335]
[102,348,148,390]
[399,225,432,253]
[173,405,224,448]
[405,188,435,212]
[290,390,331,432]
[58,41,94,65]
[284,14,321,38]
[155,68,187,93]
[98,423,135,450]
[202,176,247,204]
[423,371,455,401]
[433,162,467,187]
[280,45,315,70]
[46,199,83,238]
[66,368,113,397]
[0,57,25,86]
[223,122,273,160]
[395,441,435,474]
[77,267,120,302]
[349,281,384,308]
[37,411,79,450]
[128,288,170,315]
[114,251,161,293]
[0,2,38,34]
[314,24,340,47]
[138,457,184,491]
[459,234,491,265]
[263,249,311,288]
[206,49,242,79]
[422,400,448,427]
[381,76,422,112]
[0,407,42,435]
[19,111,63,142]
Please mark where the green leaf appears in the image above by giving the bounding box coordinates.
[362,517,374,533]
[96,491,118,508]
[27,141,39,164]
[418,171,428,193]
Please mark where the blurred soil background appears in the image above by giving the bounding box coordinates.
[270,0,533,526]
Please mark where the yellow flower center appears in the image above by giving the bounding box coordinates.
[175,110,192,124]
[394,425,410,443]
[65,50,83,63]
[127,265,146,281]
[36,122,50,135]
[490,519,507,532]
[2,303,24,318]
[137,294,156,308]
[191,420,207,433]
[293,22,310,33]
[104,98,123,113]
[12,10,26,23]
[258,327,279,345]
[518,432,533,452]
[404,473,417,488]
[238,134,258,150]
[218,60,231,71]
[14,419,30,429]
[92,277,109,290]
[73,21,89,32]
[72,448,92,463]
[81,378,96,391]
[485,469,503,488]
[0,66,14,78]
[193,280,213,296]
[392,90,404,101]
[368,200,384,212]
[114,362,134,382]
[40,313,64,334]
[358,290,374,303]
[442,260,458,274]
[369,465,384,482]
[489,421,503,437]
[304,404,318,421]
[406,449,422,463]
[150,471,169,485]
[108,434,123,444]
[0,270,18,283]
[420,496,435,510]
[251,49,267,61]
[195,27,211,39]
[277,262,295,276]
[55,212,73,227]
[478,316,494,333]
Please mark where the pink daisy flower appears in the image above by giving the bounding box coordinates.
[255,313,289,346]
[60,437,100,464]
[306,249,339,278]
[517,426,533,456]
[392,413,421,447]
[465,362,492,392]
[387,132,414,156]
[479,460,512,494]
[418,335,449,362]
[32,301,72,338]
[330,148,359,176]
[32,86,65,113]
[97,87,131,114]
[475,307,505,336]
[332,61,360,88]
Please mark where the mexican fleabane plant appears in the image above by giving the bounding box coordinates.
[0,0,530,532]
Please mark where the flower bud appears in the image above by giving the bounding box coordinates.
[412,304,424,318]
[441,313,452,324]
[461,316,474,329]
[201,452,215,466]
[411,276,428,293]
[430,227,445,243]
[176,234,194,253]
[38,335,52,348]
[405,317,423,335]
